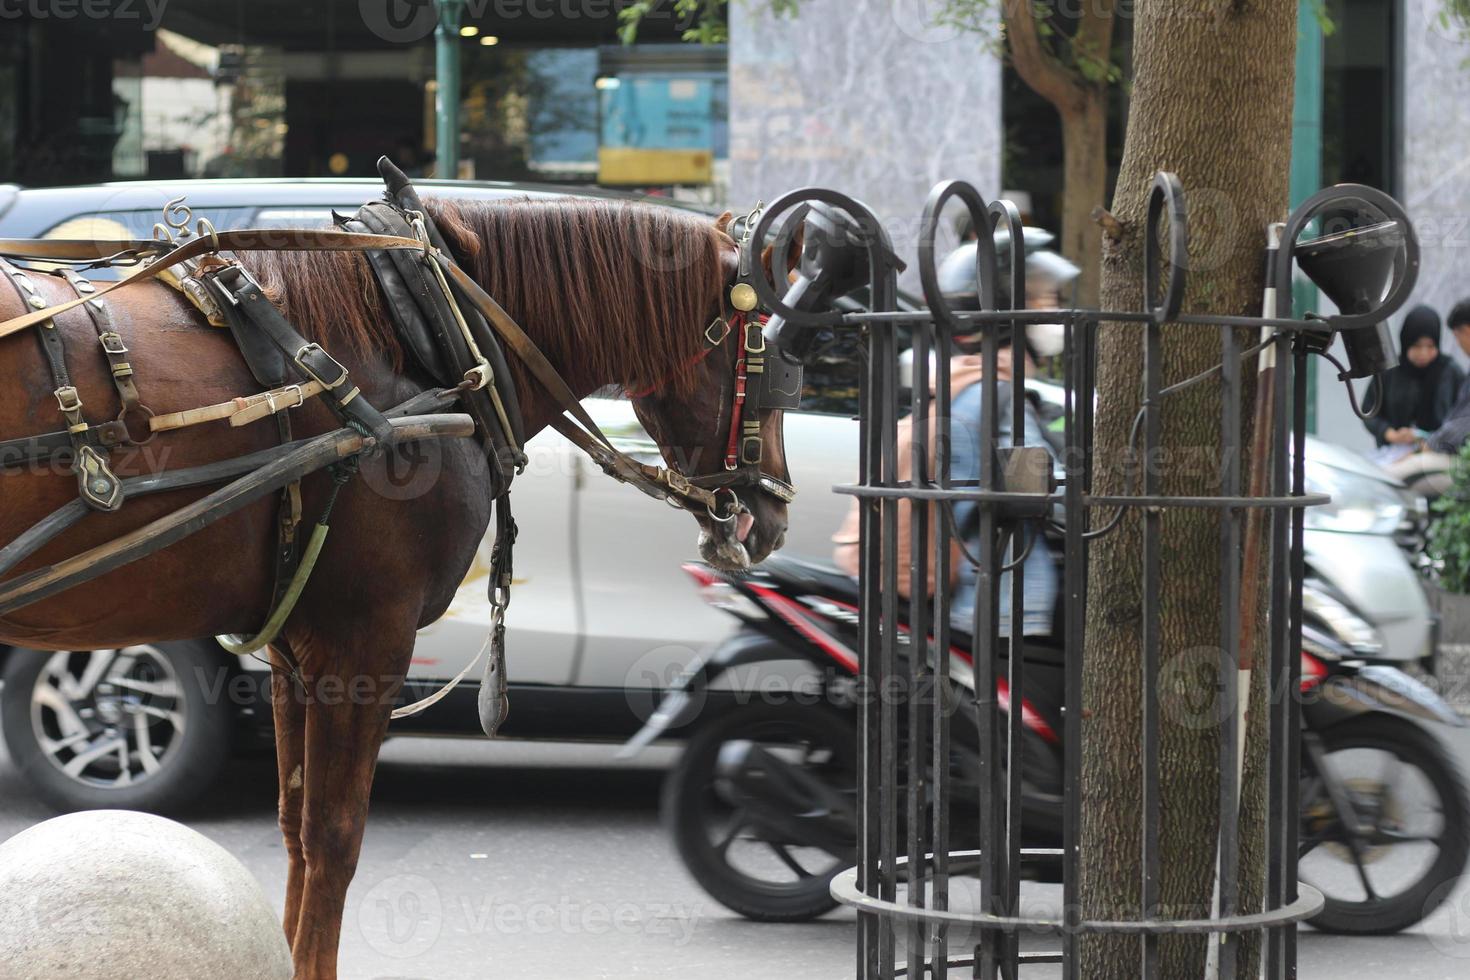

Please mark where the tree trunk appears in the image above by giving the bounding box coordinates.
[1079,2,1297,978]
[1001,0,1116,307]
[1059,93,1108,307]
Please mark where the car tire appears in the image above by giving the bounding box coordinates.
[1,641,234,814]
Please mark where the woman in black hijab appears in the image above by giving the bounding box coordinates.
[1363,306,1464,446]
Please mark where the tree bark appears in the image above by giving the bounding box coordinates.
[1079,2,1297,978]
[1061,93,1108,307]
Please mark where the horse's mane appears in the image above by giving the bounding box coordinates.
[242,196,728,397]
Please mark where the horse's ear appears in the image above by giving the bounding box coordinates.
[761,225,804,287]
[714,210,735,235]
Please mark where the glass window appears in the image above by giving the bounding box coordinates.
[1322,0,1396,190]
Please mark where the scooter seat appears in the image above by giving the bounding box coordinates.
[756,554,1066,667]
[757,554,862,604]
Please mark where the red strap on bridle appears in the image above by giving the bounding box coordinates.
[626,309,764,471]
[723,313,751,470]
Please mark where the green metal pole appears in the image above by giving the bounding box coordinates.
[1292,0,1324,432]
[435,0,465,179]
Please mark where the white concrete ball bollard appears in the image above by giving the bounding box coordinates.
[0,809,292,980]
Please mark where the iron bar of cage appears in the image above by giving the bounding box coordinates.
[1003,223,1028,978]
[881,284,903,980]
[906,315,933,980]
[858,304,882,980]
[1140,318,1163,979]
[1216,322,1244,979]
[1265,329,1294,979]
[1286,344,1308,979]
[932,322,955,976]
[860,241,904,977]
[1064,312,1099,980]
[974,264,1005,979]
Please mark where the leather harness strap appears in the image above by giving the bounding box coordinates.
[56,267,149,435]
[0,230,429,341]
[0,258,124,511]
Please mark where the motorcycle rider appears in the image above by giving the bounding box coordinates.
[831,231,1077,636]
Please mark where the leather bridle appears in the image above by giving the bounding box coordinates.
[641,210,801,522]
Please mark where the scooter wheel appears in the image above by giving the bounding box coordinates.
[1301,713,1470,935]
[663,703,857,922]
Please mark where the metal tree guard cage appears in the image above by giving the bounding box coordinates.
[742,175,1421,979]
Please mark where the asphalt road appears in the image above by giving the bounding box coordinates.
[4,725,1470,979]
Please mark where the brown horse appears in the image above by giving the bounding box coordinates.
[0,196,791,978]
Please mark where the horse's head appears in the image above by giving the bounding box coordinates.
[425,196,800,569]
[629,219,802,569]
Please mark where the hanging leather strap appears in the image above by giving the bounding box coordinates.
[56,268,149,428]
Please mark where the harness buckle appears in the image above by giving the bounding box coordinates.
[743,320,766,354]
[54,386,83,416]
[704,316,731,348]
[293,343,350,390]
[212,263,264,305]
[97,331,129,356]
[663,469,692,496]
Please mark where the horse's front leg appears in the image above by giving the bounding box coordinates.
[289,638,407,980]
[269,649,308,948]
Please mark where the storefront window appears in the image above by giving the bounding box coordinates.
[1322,0,1397,191]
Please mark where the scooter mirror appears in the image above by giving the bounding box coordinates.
[1278,185,1420,380]
[763,201,883,359]
[1295,219,1403,379]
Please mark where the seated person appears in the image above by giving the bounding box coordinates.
[1362,305,1463,447]
[1385,300,1470,494]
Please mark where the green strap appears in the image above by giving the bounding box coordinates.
[217,521,330,657]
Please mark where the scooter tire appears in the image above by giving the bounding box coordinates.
[1305,713,1470,935]
[663,703,857,922]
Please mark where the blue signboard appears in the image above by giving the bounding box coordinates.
[600,76,714,151]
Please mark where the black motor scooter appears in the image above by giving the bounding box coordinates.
[623,554,1470,934]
